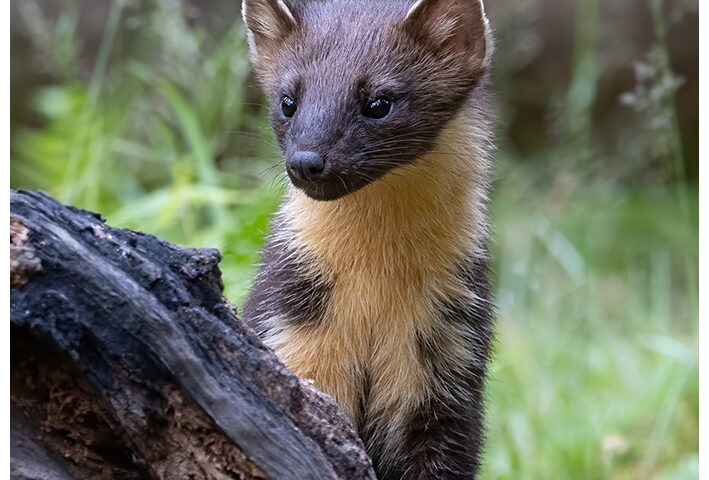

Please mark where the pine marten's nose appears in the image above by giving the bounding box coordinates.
[287,151,325,182]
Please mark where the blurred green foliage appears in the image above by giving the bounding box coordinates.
[10,0,697,478]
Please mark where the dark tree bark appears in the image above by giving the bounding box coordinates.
[10,189,376,480]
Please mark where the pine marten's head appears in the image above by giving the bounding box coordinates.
[243,0,492,201]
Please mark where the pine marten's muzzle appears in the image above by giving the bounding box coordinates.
[286,151,325,183]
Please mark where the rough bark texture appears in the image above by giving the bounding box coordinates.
[10,189,376,480]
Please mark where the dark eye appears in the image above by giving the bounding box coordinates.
[281,96,297,117]
[363,97,392,119]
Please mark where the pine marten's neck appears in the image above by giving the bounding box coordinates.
[280,110,490,279]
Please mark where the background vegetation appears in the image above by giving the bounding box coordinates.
[10,0,698,478]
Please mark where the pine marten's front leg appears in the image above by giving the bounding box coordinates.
[393,374,487,480]
[364,256,493,480]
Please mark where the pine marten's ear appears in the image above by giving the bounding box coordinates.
[242,0,298,60]
[402,0,493,70]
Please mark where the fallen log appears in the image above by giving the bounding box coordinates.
[10,189,376,480]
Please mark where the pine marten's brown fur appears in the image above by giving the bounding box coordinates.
[241,1,495,478]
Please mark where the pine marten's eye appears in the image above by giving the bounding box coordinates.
[281,96,297,118]
[363,97,391,119]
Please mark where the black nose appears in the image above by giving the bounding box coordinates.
[287,151,325,182]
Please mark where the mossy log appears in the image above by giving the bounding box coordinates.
[10,189,376,480]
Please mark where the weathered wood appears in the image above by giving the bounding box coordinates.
[10,189,376,480]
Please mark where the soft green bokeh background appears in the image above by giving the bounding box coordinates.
[11,0,698,478]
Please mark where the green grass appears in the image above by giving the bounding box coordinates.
[482,167,697,479]
[10,1,697,478]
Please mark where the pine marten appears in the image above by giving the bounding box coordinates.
[241,0,494,478]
